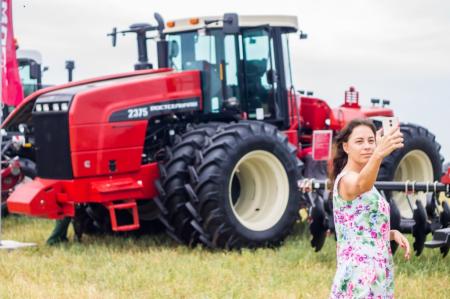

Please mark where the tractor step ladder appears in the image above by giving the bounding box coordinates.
[107,201,140,232]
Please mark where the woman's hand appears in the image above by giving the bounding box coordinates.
[374,127,404,159]
[390,229,410,260]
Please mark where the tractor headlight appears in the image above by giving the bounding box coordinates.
[34,101,70,113]
[61,102,69,111]
[34,94,73,113]
[52,103,60,112]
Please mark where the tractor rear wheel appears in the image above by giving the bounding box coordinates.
[156,123,224,245]
[378,123,443,219]
[188,121,302,249]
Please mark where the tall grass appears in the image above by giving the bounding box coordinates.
[1,216,448,299]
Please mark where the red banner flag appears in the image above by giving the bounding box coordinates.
[1,0,23,106]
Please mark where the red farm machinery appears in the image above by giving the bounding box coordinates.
[2,13,449,255]
[1,48,74,216]
[1,48,46,216]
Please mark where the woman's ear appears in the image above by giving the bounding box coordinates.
[343,142,349,154]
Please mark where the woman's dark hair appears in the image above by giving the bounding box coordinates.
[329,118,377,185]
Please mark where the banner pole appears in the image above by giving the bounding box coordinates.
[0,0,4,246]
[0,0,36,250]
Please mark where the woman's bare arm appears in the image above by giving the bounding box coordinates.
[339,155,384,200]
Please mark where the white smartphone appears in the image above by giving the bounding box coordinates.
[382,117,399,135]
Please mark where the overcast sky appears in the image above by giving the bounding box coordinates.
[12,0,450,163]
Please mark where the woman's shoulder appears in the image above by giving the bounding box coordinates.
[333,171,352,199]
[334,171,369,202]
[334,170,358,189]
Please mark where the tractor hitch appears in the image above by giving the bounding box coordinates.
[424,227,450,257]
[299,178,450,257]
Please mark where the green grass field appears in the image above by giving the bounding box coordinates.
[0,216,448,299]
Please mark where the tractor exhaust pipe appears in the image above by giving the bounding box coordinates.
[107,13,168,70]
[154,13,168,68]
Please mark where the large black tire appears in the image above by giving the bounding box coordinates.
[155,123,224,245]
[188,121,302,249]
[377,123,443,219]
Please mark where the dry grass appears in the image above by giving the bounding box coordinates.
[0,216,448,299]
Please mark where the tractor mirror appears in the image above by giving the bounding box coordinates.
[29,62,41,80]
[169,40,180,58]
[299,30,308,40]
[109,27,117,47]
[223,13,239,34]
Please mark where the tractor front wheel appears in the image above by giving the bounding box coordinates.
[188,121,302,249]
[156,123,224,245]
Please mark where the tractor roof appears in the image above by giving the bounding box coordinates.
[164,15,298,34]
[17,49,42,64]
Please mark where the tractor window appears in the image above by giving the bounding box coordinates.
[223,35,241,104]
[167,32,217,69]
[281,33,293,88]
[167,31,222,113]
[194,34,216,64]
[242,29,276,120]
[18,63,38,97]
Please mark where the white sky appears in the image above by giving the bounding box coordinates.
[12,0,450,162]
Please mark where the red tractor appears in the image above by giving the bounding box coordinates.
[3,13,445,250]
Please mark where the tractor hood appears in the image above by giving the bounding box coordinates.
[33,68,202,125]
[2,68,202,129]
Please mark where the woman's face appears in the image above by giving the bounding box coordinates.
[343,125,376,165]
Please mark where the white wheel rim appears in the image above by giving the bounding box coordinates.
[228,150,290,231]
[393,150,434,218]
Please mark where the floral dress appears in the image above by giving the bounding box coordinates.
[330,172,394,299]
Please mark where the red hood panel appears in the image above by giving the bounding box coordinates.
[68,70,202,125]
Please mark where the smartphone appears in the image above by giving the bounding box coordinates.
[382,117,399,135]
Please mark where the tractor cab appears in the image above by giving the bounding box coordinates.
[164,15,299,129]
[16,49,45,98]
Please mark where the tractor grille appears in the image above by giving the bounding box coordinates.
[33,112,73,179]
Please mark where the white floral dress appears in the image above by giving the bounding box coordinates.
[330,172,394,299]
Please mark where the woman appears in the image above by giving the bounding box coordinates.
[329,119,410,299]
